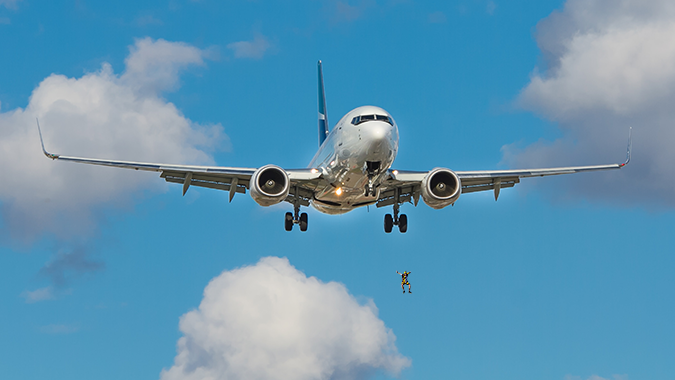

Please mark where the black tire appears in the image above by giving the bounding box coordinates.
[398,214,408,233]
[384,214,393,233]
[299,213,308,232]
[285,212,293,231]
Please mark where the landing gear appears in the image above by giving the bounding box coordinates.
[364,161,380,197]
[284,209,309,232]
[365,181,375,197]
[399,214,408,233]
[384,212,408,233]
[285,212,294,231]
[383,188,408,233]
[384,214,393,233]
[285,188,308,232]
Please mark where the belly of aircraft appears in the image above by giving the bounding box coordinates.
[311,170,385,214]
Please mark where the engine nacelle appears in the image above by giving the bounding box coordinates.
[249,165,290,207]
[421,168,461,209]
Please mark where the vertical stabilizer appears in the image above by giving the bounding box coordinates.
[318,60,329,146]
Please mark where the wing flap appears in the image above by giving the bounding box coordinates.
[461,180,517,194]
[161,172,248,194]
[376,184,419,208]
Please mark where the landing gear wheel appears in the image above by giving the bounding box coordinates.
[384,214,393,233]
[398,214,408,233]
[284,212,293,231]
[299,213,308,232]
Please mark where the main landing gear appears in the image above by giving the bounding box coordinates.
[384,193,407,233]
[285,201,308,232]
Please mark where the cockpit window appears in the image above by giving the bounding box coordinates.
[351,114,393,126]
[376,115,391,124]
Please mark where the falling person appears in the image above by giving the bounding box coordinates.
[397,271,411,293]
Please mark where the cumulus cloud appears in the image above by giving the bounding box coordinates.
[506,0,675,206]
[161,257,410,380]
[227,34,271,60]
[122,37,206,94]
[0,37,223,242]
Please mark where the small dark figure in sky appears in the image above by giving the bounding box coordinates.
[397,271,411,293]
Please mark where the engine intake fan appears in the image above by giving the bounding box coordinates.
[250,165,290,206]
[421,168,461,209]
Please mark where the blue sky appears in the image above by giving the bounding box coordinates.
[1,1,674,379]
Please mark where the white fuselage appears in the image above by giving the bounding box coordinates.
[309,106,399,214]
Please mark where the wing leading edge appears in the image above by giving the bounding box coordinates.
[36,120,321,203]
[380,129,632,205]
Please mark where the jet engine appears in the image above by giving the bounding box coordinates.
[249,165,291,207]
[421,168,461,209]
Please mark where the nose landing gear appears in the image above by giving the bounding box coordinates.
[365,178,376,197]
[364,161,380,197]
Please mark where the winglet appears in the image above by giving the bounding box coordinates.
[620,127,632,167]
[36,118,59,160]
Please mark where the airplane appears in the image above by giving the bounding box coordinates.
[37,61,632,233]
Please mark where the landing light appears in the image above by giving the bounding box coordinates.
[336,187,343,196]
[311,168,319,173]
[392,170,399,175]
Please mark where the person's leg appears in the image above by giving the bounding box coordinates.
[408,283,412,293]
[401,283,405,293]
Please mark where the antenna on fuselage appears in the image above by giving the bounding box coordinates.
[318,60,329,147]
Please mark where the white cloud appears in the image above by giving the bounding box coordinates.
[122,37,205,94]
[227,34,271,60]
[506,0,675,206]
[21,286,55,303]
[0,37,223,242]
[160,257,410,380]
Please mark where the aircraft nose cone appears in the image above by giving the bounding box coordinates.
[362,121,394,157]
[363,122,390,142]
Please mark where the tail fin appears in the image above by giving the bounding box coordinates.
[318,60,329,146]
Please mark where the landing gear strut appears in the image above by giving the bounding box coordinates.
[384,187,407,233]
[365,177,375,197]
[285,186,308,232]
[364,161,380,197]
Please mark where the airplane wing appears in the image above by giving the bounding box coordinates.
[37,121,321,204]
[377,130,632,207]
